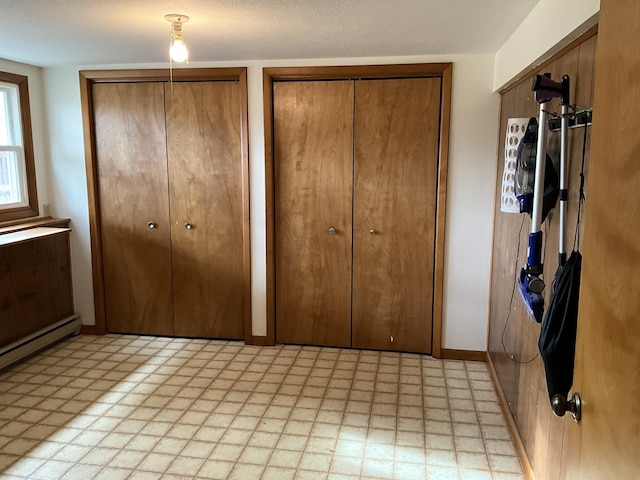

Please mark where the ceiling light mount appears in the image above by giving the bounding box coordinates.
[165,14,190,63]
[165,14,190,24]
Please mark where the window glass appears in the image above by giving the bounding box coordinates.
[0,82,28,208]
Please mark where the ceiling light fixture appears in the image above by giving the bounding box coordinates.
[165,14,190,63]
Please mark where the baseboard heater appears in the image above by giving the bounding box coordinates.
[0,314,82,371]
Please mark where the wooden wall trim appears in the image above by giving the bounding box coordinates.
[79,68,252,341]
[498,23,598,94]
[80,325,99,335]
[262,69,277,347]
[487,353,536,480]
[238,69,253,343]
[263,63,452,354]
[440,348,486,362]
[79,67,247,83]
[79,72,107,336]
[430,63,452,359]
[0,70,39,222]
[263,63,452,82]
[247,336,272,347]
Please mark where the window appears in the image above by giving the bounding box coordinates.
[0,71,38,222]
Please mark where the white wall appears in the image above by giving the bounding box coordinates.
[442,56,500,350]
[43,68,95,331]
[494,0,599,91]
[41,53,499,351]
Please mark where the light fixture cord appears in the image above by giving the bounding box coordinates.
[169,28,174,112]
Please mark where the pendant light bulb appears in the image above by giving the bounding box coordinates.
[165,14,190,63]
[170,31,188,63]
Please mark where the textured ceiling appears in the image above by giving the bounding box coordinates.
[0,0,539,67]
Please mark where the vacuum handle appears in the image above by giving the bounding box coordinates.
[532,73,570,105]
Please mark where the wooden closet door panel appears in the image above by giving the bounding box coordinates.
[274,80,353,347]
[166,82,244,339]
[93,83,174,335]
[352,78,441,353]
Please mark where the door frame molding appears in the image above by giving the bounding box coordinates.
[79,67,252,342]
[263,63,452,357]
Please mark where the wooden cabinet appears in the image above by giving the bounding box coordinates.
[274,77,442,353]
[90,75,248,339]
[0,219,74,348]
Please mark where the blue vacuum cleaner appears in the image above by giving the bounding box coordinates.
[516,73,569,323]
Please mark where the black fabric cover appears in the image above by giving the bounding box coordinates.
[541,155,559,222]
[538,250,582,401]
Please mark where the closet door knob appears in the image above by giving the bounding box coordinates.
[328,227,337,235]
[184,223,194,230]
[148,222,157,229]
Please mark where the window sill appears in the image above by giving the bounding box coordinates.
[0,216,71,235]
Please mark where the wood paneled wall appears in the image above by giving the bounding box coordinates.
[488,32,597,480]
[0,221,73,348]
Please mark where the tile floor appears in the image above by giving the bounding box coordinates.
[0,334,524,480]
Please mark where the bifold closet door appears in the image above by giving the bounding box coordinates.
[352,78,441,353]
[165,81,245,339]
[274,81,354,347]
[93,82,174,335]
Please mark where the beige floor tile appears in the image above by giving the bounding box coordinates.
[227,462,264,480]
[0,335,525,479]
[59,463,103,480]
[238,445,273,465]
[330,455,362,475]
[426,464,460,479]
[268,448,303,468]
[152,437,188,455]
[457,451,490,470]
[196,459,235,479]
[136,452,176,472]
[296,468,329,479]
[30,459,75,480]
[334,440,366,458]
[3,456,46,477]
[262,465,297,480]
[459,468,492,479]
[166,456,205,476]
[248,431,281,449]
[51,444,92,463]
[108,449,147,469]
[210,443,244,462]
[485,438,518,456]
[180,439,216,458]
[488,454,523,473]
[361,458,394,478]
[394,461,427,480]
[305,436,337,454]
[277,434,309,451]
[299,452,333,471]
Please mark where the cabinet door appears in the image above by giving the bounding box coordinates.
[352,78,441,353]
[93,83,174,335]
[166,82,245,339]
[274,80,354,347]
